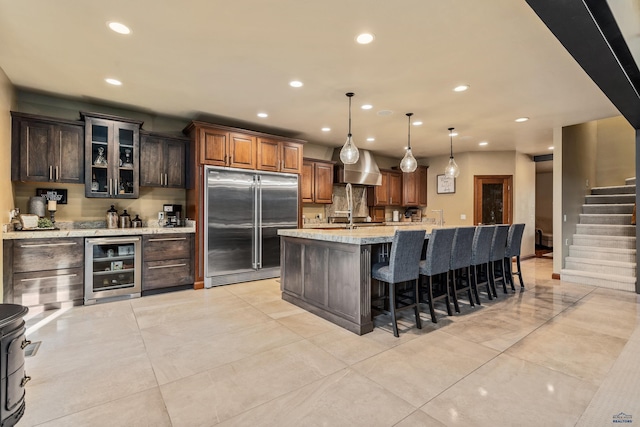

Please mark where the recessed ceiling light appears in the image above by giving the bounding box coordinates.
[412,121,423,126]
[515,117,529,122]
[548,146,554,150]
[107,22,131,35]
[453,85,469,92]
[105,78,122,86]
[366,137,375,142]
[257,112,268,118]
[321,127,331,132]
[356,33,374,44]
[479,142,488,146]
[361,104,373,110]
[289,80,303,88]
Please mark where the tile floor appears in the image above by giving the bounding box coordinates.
[19,257,640,426]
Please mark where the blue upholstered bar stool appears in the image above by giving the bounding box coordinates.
[505,223,526,290]
[371,230,426,337]
[489,224,510,295]
[449,226,477,313]
[419,228,456,323]
[470,225,495,303]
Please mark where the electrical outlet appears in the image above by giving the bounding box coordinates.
[563,214,566,222]
[460,214,466,220]
[565,239,569,246]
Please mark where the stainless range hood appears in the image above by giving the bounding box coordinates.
[332,148,382,186]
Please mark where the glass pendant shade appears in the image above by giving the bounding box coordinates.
[340,134,360,164]
[340,92,359,164]
[400,112,417,173]
[400,148,417,173]
[445,157,460,178]
[444,127,460,178]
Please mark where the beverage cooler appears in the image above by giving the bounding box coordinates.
[84,236,141,304]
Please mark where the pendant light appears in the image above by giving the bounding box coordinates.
[400,113,417,173]
[444,127,460,178]
[339,92,360,164]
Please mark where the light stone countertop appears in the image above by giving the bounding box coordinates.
[279,224,440,245]
[302,221,429,229]
[2,224,195,240]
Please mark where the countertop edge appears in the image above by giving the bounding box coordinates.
[2,226,196,240]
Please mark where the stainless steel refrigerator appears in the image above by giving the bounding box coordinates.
[204,166,299,287]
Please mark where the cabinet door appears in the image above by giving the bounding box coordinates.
[280,142,303,174]
[114,122,139,198]
[368,171,388,207]
[165,139,186,188]
[314,162,334,204]
[257,138,280,171]
[388,172,402,206]
[85,118,112,198]
[402,170,419,206]
[140,134,164,186]
[228,133,256,169]
[301,161,314,203]
[418,166,428,206]
[200,128,228,166]
[52,124,84,183]
[17,119,52,182]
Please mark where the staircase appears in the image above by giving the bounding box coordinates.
[561,177,637,292]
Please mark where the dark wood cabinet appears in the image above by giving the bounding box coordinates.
[301,159,334,204]
[257,138,303,174]
[82,112,143,199]
[11,112,84,184]
[140,132,188,188]
[194,126,257,169]
[142,234,194,292]
[3,237,84,308]
[368,170,402,207]
[401,165,428,206]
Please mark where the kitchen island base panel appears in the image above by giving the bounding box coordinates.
[280,236,373,335]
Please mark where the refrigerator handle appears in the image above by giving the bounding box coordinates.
[252,175,258,270]
[257,175,263,269]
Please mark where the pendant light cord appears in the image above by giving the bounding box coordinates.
[448,127,455,158]
[406,113,413,149]
[347,92,354,137]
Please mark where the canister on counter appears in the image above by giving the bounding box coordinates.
[120,210,131,228]
[131,215,142,228]
[106,205,119,229]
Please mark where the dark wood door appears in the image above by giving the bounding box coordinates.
[18,119,51,182]
[474,175,513,225]
[280,141,303,174]
[301,161,314,203]
[368,171,387,206]
[314,162,334,204]
[52,124,84,183]
[228,133,256,169]
[402,170,418,206]
[388,171,403,206]
[165,139,186,188]
[140,134,164,186]
[200,128,228,166]
[257,138,279,171]
[418,166,428,206]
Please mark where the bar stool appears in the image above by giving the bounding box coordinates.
[489,224,510,294]
[371,230,426,337]
[449,226,477,312]
[419,228,456,323]
[470,225,495,303]
[505,223,526,290]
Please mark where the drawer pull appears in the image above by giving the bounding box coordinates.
[21,376,31,387]
[148,263,187,270]
[20,242,77,248]
[148,237,187,242]
[20,273,78,282]
[21,340,32,350]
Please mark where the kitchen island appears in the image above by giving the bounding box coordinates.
[278,224,434,335]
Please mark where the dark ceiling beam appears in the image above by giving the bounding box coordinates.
[526,0,640,128]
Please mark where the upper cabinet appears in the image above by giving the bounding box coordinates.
[194,125,257,169]
[11,112,84,184]
[401,165,428,206]
[82,112,143,199]
[368,170,402,207]
[140,132,188,188]
[301,158,334,204]
[257,138,303,174]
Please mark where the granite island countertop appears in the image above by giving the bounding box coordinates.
[2,224,195,240]
[279,224,440,245]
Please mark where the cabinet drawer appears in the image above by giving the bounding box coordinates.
[5,365,27,412]
[142,259,193,290]
[142,235,192,261]
[13,238,83,272]
[13,267,84,306]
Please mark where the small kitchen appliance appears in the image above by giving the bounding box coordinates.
[163,204,183,227]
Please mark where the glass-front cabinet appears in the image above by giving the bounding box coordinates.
[82,112,143,198]
[85,236,141,304]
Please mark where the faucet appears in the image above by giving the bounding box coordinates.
[432,209,444,227]
[335,183,354,229]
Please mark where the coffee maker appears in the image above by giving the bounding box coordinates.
[163,204,183,227]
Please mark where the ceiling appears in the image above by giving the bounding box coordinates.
[0,0,623,161]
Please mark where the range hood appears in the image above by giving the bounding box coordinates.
[332,148,382,186]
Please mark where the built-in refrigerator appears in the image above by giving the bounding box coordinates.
[204,166,298,287]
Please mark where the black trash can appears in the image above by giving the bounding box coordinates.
[0,304,29,427]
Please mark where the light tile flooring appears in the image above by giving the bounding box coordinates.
[20,257,640,426]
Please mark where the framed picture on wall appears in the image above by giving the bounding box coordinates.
[437,174,456,194]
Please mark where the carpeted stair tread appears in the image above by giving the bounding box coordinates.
[581,203,634,214]
[564,256,635,268]
[590,185,635,195]
[585,194,635,204]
